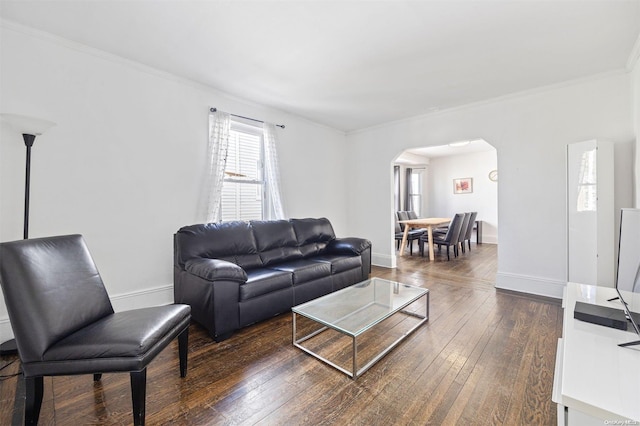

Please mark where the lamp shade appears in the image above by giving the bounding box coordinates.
[0,113,56,136]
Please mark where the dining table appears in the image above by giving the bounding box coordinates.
[398,217,451,261]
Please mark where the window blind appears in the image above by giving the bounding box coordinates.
[220,122,265,221]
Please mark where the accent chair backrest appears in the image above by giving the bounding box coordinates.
[0,235,114,363]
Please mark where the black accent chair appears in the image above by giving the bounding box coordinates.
[0,235,191,426]
[461,211,478,251]
[420,213,465,260]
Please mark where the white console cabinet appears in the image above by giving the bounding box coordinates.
[553,282,640,424]
[567,140,615,286]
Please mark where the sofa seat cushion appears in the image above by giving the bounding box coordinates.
[241,269,292,301]
[311,255,362,274]
[268,260,332,285]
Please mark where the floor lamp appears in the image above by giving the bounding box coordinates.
[0,113,56,356]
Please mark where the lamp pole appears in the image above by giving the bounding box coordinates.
[0,133,37,355]
[23,133,36,239]
[0,114,55,356]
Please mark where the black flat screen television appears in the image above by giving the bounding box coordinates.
[615,208,640,347]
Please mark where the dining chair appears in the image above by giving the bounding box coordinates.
[396,211,409,228]
[395,217,404,250]
[462,211,478,251]
[0,234,191,426]
[395,215,423,255]
[421,213,465,260]
[458,212,472,253]
[432,213,452,236]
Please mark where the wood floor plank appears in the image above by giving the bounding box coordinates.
[0,243,564,425]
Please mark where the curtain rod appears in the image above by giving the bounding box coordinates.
[210,108,285,129]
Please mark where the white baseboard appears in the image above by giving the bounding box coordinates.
[110,284,175,311]
[0,284,175,342]
[372,252,396,268]
[478,236,498,244]
[496,272,564,299]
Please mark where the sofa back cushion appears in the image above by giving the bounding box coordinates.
[251,220,303,266]
[291,218,336,257]
[175,222,263,270]
[176,218,338,270]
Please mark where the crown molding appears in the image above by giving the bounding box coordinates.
[0,18,213,91]
[347,69,629,136]
[0,18,344,135]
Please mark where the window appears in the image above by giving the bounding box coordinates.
[409,169,423,216]
[576,149,597,212]
[220,120,265,221]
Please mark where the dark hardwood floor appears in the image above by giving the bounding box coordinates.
[0,242,563,425]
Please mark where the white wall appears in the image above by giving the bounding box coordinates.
[346,72,634,298]
[427,150,498,243]
[0,22,349,341]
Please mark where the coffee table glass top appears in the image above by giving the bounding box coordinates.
[291,277,428,336]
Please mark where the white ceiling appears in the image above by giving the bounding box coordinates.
[396,139,495,163]
[1,1,639,132]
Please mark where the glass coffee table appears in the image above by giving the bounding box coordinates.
[292,277,429,379]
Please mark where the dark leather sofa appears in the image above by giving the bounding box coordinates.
[174,217,371,341]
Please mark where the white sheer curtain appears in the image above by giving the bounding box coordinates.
[263,122,286,219]
[204,110,231,223]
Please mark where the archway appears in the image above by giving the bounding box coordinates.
[392,139,498,260]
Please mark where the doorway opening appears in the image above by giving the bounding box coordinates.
[393,139,498,261]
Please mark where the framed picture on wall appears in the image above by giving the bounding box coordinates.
[453,177,473,194]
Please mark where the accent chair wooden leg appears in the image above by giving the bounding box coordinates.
[178,327,189,378]
[130,369,147,426]
[93,373,102,382]
[24,376,43,425]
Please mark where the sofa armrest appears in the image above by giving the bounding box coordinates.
[177,259,245,341]
[185,258,247,282]
[326,237,372,256]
